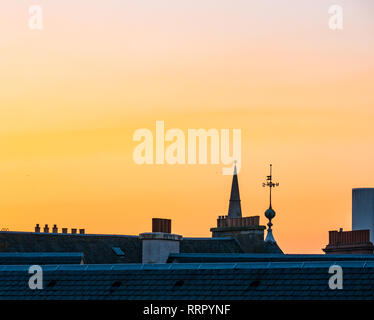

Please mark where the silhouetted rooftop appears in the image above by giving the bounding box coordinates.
[0,231,141,264]
[0,232,244,264]
[167,253,374,263]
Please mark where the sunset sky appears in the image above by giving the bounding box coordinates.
[1,0,374,253]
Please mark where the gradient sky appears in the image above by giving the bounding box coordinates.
[1,1,374,253]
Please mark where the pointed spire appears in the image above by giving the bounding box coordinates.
[228,161,242,218]
[263,164,279,243]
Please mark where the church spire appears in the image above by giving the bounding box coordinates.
[227,161,242,218]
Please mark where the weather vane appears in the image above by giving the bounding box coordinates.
[262,164,279,208]
[263,164,279,243]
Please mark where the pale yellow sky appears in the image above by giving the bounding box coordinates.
[0,0,373,253]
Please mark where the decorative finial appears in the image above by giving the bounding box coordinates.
[262,164,279,243]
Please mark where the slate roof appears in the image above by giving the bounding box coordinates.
[0,253,83,265]
[180,237,243,254]
[167,253,374,263]
[0,232,141,264]
[0,262,373,300]
[264,240,283,254]
[0,232,244,264]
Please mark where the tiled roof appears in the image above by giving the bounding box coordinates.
[167,253,374,263]
[180,237,243,254]
[264,240,283,254]
[0,233,245,264]
[0,262,372,300]
[0,253,83,265]
[0,232,141,264]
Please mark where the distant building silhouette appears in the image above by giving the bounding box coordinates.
[210,164,282,254]
[352,188,374,242]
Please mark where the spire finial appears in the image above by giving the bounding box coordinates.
[262,164,280,243]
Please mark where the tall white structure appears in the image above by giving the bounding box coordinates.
[352,188,374,243]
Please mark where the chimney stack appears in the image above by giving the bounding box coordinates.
[152,218,171,233]
[139,218,182,264]
[52,224,58,233]
[35,224,40,233]
[43,224,49,233]
[323,229,374,254]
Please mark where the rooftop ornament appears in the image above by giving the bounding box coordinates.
[263,164,279,243]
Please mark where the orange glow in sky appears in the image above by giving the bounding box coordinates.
[1,1,374,253]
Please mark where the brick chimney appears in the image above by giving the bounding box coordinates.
[35,224,40,233]
[43,224,49,233]
[139,218,182,264]
[52,224,58,233]
[323,229,374,254]
[152,218,171,233]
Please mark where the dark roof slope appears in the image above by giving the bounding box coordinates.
[0,253,83,265]
[0,262,373,300]
[0,232,141,264]
[167,253,374,263]
[181,238,243,254]
[0,233,244,264]
[264,241,283,254]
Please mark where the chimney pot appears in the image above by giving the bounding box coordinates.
[62,228,68,234]
[79,229,85,234]
[35,224,40,233]
[52,224,58,233]
[71,228,77,234]
[152,218,171,233]
[43,224,49,233]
